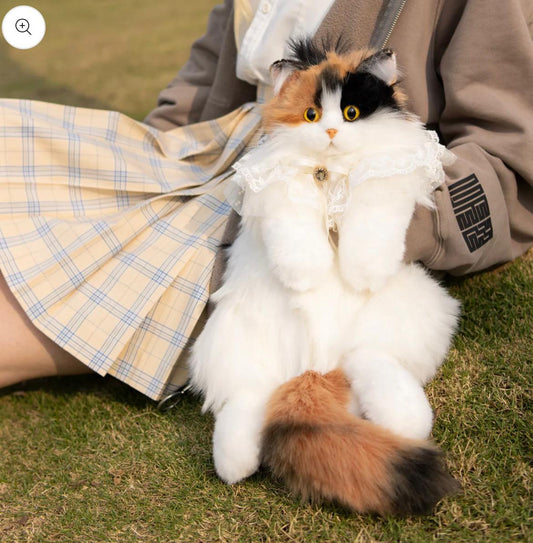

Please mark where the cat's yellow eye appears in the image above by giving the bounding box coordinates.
[303,107,320,123]
[343,105,360,122]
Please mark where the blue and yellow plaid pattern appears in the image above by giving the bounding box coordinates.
[0,99,262,400]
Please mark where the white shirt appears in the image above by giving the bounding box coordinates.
[235,0,336,87]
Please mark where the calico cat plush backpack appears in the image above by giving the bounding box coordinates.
[189,41,460,515]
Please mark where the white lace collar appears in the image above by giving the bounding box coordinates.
[228,130,454,230]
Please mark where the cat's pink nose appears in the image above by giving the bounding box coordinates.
[326,128,338,139]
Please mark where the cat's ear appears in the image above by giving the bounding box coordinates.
[270,59,299,95]
[360,49,398,86]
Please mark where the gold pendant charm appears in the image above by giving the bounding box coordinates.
[313,166,329,183]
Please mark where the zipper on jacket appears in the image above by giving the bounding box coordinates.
[381,0,407,48]
[369,0,408,50]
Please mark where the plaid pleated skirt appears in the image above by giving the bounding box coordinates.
[0,99,262,400]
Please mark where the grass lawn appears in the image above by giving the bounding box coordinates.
[0,0,220,120]
[1,2,532,542]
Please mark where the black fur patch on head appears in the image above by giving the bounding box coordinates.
[322,65,344,92]
[341,71,400,118]
[288,37,328,69]
[389,446,460,515]
[288,36,351,70]
[314,65,345,108]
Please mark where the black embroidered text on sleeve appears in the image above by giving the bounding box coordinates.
[449,174,493,253]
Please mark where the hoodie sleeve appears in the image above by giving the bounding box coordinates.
[405,0,533,274]
[144,0,235,130]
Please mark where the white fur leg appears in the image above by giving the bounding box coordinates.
[343,348,434,440]
[212,393,270,484]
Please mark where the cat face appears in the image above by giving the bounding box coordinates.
[262,42,408,158]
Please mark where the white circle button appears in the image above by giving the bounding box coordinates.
[2,5,46,50]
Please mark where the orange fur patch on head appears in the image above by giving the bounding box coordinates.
[325,50,368,78]
[262,67,322,130]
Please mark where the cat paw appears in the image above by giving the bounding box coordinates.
[271,247,334,292]
[339,255,400,293]
[213,435,261,484]
[337,219,405,293]
[344,348,434,440]
[262,217,334,291]
[367,396,434,440]
[273,263,330,292]
[212,397,266,484]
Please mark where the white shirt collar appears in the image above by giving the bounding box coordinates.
[235,0,336,87]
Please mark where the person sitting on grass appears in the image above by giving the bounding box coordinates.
[0,0,531,401]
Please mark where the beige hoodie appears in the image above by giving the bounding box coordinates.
[145,0,533,279]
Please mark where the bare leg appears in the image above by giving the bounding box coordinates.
[0,273,91,388]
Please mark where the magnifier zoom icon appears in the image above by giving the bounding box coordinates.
[15,18,31,35]
[2,6,44,49]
